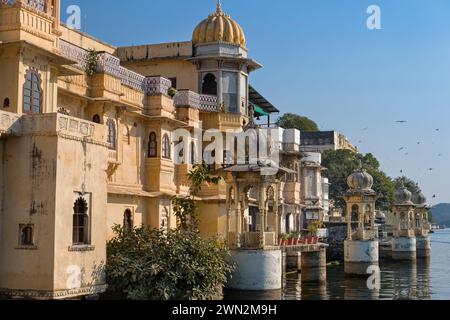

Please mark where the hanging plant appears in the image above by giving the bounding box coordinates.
[85,49,98,77]
[168,87,177,98]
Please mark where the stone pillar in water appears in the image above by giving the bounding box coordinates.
[301,248,326,282]
[341,166,380,275]
[391,185,417,261]
[392,236,416,261]
[227,249,282,290]
[412,189,432,259]
[416,236,431,258]
[344,240,379,275]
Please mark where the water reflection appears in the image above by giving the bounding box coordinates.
[224,230,449,300]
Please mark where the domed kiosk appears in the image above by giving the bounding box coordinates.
[342,166,380,275]
[189,0,262,116]
[412,189,431,258]
[391,185,417,261]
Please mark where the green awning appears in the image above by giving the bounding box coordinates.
[253,105,269,117]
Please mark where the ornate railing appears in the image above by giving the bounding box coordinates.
[199,94,220,112]
[1,0,51,15]
[58,41,171,95]
[142,76,171,96]
[174,90,200,108]
[59,40,89,70]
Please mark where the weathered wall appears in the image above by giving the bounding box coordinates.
[53,120,109,293]
[0,134,57,291]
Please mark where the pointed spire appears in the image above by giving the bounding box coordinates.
[216,0,223,15]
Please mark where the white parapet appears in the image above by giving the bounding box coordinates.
[344,240,379,275]
[227,249,282,291]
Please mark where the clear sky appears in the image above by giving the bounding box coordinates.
[61,0,450,205]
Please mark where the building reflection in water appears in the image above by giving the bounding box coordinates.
[224,289,282,300]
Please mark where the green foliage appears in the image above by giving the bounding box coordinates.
[168,87,177,98]
[276,113,319,131]
[106,225,235,300]
[187,163,222,196]
[85,49,98,77]
[173,163,222,231]
[322,149,395,210]
[393,176,420,193]
[307,221,323,236]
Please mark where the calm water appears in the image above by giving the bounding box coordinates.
[225,229,450,300]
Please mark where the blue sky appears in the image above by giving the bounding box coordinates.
[61,0,450,205]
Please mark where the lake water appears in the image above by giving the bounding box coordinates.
[225,229,450,300]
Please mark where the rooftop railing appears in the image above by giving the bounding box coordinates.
[58,40,171,95]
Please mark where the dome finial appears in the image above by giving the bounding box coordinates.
[216,0,223,15]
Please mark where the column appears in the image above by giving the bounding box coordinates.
[226,188,232,245]
[346,205,352,240]
[233,182,242,248]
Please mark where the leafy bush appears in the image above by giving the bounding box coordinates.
[106,225,235,300]
[85,49,98,77]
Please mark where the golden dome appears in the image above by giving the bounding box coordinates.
[192,0,246,48]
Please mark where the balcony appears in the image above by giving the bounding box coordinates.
[174,90,220,112]
[58,40,171,97]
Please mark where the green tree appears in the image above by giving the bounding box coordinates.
[276,113,319,131]
[106,226,234,300]
[393,176,420,194]
[106,163,233,300]
[322,150,395,210]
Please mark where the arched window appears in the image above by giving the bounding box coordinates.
[148,132,157,158]
[162,134,171,159]
[23,69,42,113]
[107,119,116,150]
[123,209,133,232]
[3,98,10,108]
[73,198,89,245]
[20,225,34,246]
[202,73,217,95]
[92,114,101,124]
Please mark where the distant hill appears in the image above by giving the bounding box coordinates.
[430,203,450,227]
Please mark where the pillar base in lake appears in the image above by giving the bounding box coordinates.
[392,237,416,261]
[286,249,301,271]
[416,236,431,259]
[227,249,282,291]
[301,248,326,283]
[344,240,379,276]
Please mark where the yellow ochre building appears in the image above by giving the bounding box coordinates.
[0,0,331,298]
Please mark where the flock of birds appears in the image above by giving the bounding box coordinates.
[355,120,442,201]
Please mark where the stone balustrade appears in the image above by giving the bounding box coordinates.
[174,90,200,108]
[58,41,171,95]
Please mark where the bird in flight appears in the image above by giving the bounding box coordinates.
[436,129,440,132]
[433,195,437,199]
[417,142,421,145]
[396,120,407,123]
[428,168,434,171]
[399,147,405,151]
